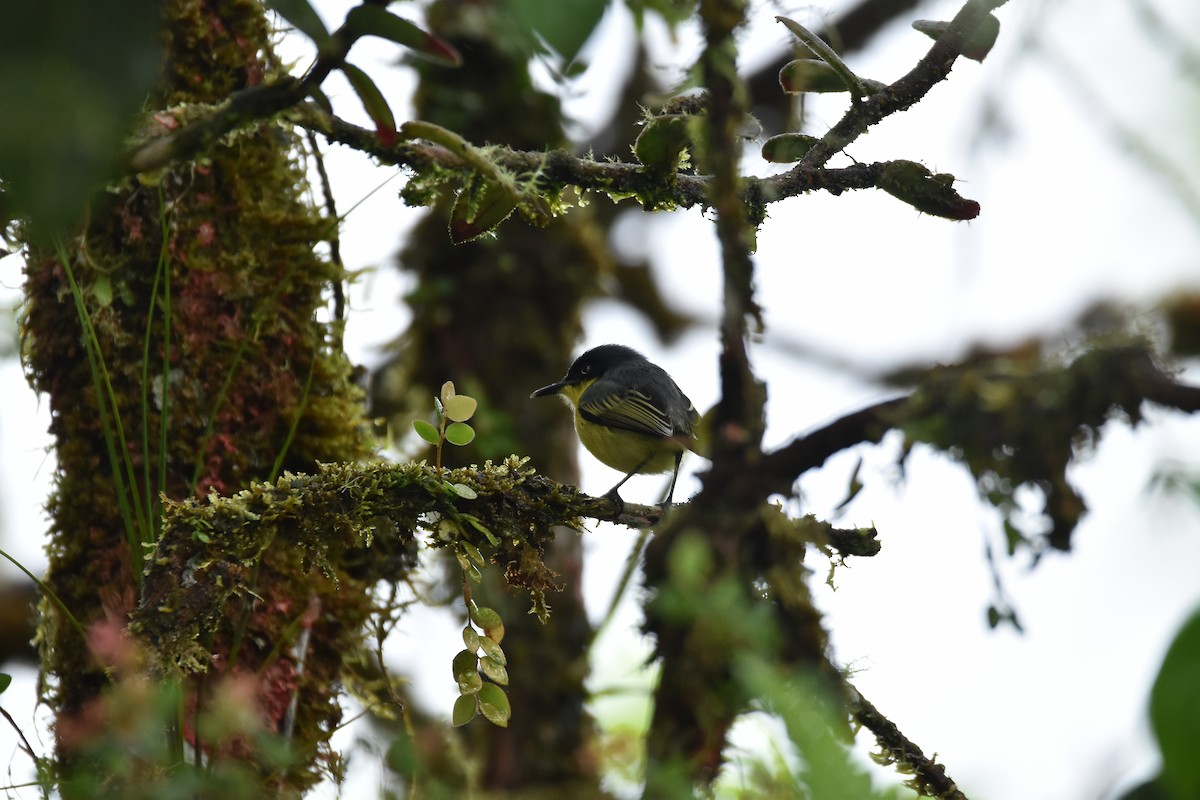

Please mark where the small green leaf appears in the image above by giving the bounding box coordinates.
[479,657,509,686]
[452,649,482,695]
[877,159,980,220]
[761,133,819,163]
[451,694,477,726]
[479,637,506,666]
[478,683,511,727]
[463,626,482,652]
[634,114,691,172]
[463,514,499,546]
[912,14,1001,62]
[986,605,1000,629]
[445,422,476,446]
[449,482,478,499]
[470,605,505,643]
[0,673,11,694]
[412,419,440,445]
[1151,607,1200,800]
[440,381,456,405]
[343,5,462,66]
[444,394,478,422]
[461,541,486,568]
[450,175,519,244]
[265,0,330,44]
[340,62,397,146]
[778,59,850,94]
[776,16,868,98]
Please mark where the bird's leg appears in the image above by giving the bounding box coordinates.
[603,453,655,517]
[660,450,684,508]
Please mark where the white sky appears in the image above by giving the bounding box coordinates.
[3,0,1200,797]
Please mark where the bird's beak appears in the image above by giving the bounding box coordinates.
[530,380,568,399]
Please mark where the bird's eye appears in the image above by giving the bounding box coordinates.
[580,364,591,375]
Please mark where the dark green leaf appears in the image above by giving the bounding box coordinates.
[412,419,440,445]
[877,159,980,220]
[778,59,850,94]
[1150,607,1200,800]
[340,62,397,146]
[450,176,519,244]
[445,422,476,446]
[913,14,1001,62]
[761,133,820,163]
[634,115,691,172]
[385,731,417,779]
[478,683,511,727]
[986,605,1000,629]
[0,0,162,237]
[265,0,330,44]
[452,649,482,695]
[463,514,499,545]
[451,694,477,726]
[503,0,607,63]
[461,542,486,568]
[344,5,461,66]
[0,673,11,694]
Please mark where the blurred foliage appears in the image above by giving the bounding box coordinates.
[0,0,161,238]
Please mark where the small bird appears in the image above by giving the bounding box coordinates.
[531,344,699,506]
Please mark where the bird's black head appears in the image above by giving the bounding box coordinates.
[530,344,647,398]
[563,344,646,383]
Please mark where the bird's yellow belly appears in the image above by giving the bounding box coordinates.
[575,416,681,474]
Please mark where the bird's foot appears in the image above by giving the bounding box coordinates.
[602,488,626,519]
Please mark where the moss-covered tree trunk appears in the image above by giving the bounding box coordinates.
[22,0,374,789]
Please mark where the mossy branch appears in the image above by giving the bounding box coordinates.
[117,0,1003,221]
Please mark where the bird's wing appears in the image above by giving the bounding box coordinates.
[578,378,675,439]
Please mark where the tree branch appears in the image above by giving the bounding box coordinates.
[799,0,1011,169]
[850,686,968,799]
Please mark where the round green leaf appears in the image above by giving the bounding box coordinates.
[0,672,11,694]
[479,657,509,686]
[479,637,506,665]
[440,381,456,405]
[452,649,482,694]
[444,394,478,422]
[761,133,819,164]
[450,482,478,499]
[451,694,477,727]
[634,114,691,171]
[462,626,481,652]
[478,683,511,728]
[470,605,503,633]
[445,422,476,446]
[412,419,440,444]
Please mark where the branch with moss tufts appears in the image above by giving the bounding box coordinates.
[118,0,1009,224]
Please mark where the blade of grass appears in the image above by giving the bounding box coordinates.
[56,240,147,581]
